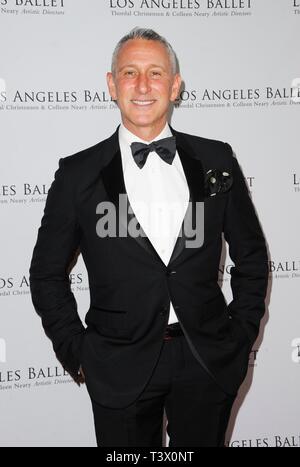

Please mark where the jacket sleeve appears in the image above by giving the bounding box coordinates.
[29,158,85,379]
[223,143,269,347]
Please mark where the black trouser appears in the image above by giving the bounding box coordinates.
[91,332,235,447]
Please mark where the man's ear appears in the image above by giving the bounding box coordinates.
[107,72,117,100]
[170,74,182,102]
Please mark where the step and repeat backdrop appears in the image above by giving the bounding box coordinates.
[0,0,299,447]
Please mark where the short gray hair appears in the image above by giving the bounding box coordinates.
[111,27,178,75]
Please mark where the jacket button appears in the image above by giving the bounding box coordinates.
[166,269,176,276]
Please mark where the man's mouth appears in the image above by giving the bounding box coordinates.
[131,100,156,106]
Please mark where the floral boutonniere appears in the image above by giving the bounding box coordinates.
[204,169,233,197]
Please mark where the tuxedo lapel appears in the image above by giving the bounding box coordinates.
[100,127,205,266]
[101,130,165,266]
[168,129,205,264]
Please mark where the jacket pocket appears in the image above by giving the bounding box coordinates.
[197,293,227,325]
[85,306,130,340]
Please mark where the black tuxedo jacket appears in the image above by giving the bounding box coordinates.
[29,127,269,408]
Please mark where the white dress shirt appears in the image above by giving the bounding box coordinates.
[119,123,189,325]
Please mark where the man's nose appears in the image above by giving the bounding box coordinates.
[136,74,151,94]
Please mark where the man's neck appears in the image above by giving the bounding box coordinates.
[121,121,168,142]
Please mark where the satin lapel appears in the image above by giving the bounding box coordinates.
[100,127,205,267]
[168,129,205,265]
[101,133,165,266]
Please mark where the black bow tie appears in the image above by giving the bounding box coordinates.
[130,136,176,169]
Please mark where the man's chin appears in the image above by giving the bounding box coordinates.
[125,117,159,129]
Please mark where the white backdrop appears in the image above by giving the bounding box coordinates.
[0,0,299,447]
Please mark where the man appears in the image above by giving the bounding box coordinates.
[29,28,269,447]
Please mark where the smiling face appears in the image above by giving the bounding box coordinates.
[107,39,181,141]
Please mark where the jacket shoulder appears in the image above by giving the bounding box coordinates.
[63,140,103,165]
[175,130,235,174]
[177,130,232,158]
[59,130,118,174]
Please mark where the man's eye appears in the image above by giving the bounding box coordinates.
[151,71,162,77]
[124,71,135,76]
